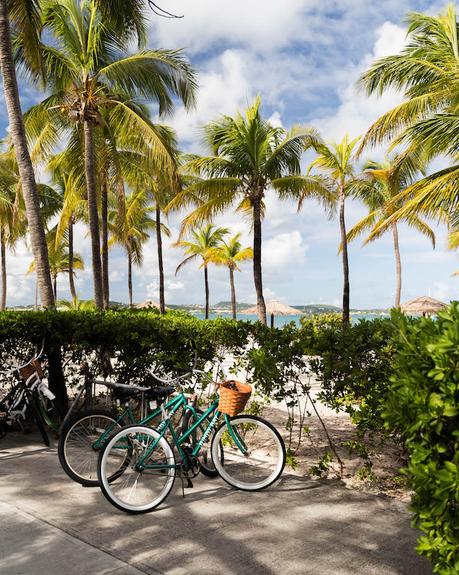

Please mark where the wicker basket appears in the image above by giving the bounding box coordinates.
[218,380,252,416]
[19,359,44,382]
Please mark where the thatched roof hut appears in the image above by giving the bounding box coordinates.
[135,300,168,311]
[244,300,301,327]
[401,296,447,316]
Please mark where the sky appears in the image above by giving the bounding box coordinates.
[2,0,458,309]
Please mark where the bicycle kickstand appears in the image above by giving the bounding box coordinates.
[178,471,194,497]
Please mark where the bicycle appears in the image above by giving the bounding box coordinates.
[58,367,220,486]
[0,346,59,447]
[97,380,286,514]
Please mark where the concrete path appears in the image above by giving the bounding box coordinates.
[0,433,432,575]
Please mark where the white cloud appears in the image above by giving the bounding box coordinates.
[109,270,124,282]
[169,49,252,146]
[311,21,406,141]
[149,0,315,54]
[263,231,308,268]
[431,281,451,302]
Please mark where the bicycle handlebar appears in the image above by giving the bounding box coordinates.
[0,338,45,375]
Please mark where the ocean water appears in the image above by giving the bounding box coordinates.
[191,312,389,327]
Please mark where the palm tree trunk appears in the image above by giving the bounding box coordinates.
[229,267,237,320]
[155,205,165,314]
[101,175,109,309]
[0,231,6,311]
[339,186,350,324]
[68,215,77,301]
[53,274,57,300]
[252,197,266,324]
[82,118,104,309]
[0,0,55,308]
[127,248,133,307]
[34,276,38,309]
[392,223,402,308]
[204,264,210,319]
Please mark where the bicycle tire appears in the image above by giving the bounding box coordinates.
[30,393,50,447]
[98,424,176,514]
[38,394,61,432]
[58,409,123,486]
[211,414,286,491]
[181,408,221,478]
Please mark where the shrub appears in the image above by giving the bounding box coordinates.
[300,317,396,435]
[0,309,310,413]
[383,306,459,574]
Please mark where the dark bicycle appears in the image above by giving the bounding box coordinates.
[0,348,59,446]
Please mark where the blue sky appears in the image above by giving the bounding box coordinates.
[3,0,458,308]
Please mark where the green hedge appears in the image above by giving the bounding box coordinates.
[299,315,396,434]
[0,309,397,425]
[384,306,459,574]
[0,309,311,409]
[2,307,458,573]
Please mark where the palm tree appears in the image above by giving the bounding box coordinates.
[47,150,87,302]
[301,134,361,324]
[359,5,459,228]
[171,98,329,324]
[26,0,196,308]
[109,188,161,307]
[207,233,253,319]
[29,228,84,300]
[113,130,180,314]
[175,224,229,319]
[0,0,147,310]
[347,153,435,308]
[0,152,22,310]
[0,0,55,307]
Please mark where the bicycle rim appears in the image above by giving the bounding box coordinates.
[62,414,122,484]
[211,415,285,491]
[98,425,176,513]
[39,396,60,431]
[188,409,220,477]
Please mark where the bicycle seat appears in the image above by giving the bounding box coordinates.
[145,386,175,400]
[114,385,174,401]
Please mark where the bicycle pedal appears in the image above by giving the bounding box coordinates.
[185,477,194,489]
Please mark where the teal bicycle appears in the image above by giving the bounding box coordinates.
[58,370,218,486]
[97,380,286,514]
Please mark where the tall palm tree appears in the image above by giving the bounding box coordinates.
[175,224,229,319]
[347,153,435,308]
[109,188,161,307]
[0,152,22,310]
[29,228,84,300]
[0,0,55,307]
[114,130,180,314]
[301,134,361,324]
[0,0,147,309]
[207,233,253,319]
[26,0,196,308]
[359,4,459,229]
[47,150,87,302]
[171,98,329,324]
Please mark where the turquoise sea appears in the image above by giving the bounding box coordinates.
[191,312,389,327]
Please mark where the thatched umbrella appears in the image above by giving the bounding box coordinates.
[135,300,169,311]
[401,296,447,316]
[243,300,302,327]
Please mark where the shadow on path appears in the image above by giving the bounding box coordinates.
[0,433,432,575]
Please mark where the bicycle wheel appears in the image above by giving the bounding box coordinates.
[30,393,50,447]
[58,410,123,486]
[98,425,176,514]
[211,415,285,491]
[38,394,61,432]
[182,408,221,478]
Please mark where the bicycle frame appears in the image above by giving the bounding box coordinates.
[91,393,198,450]
[136,396,248,470]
